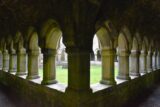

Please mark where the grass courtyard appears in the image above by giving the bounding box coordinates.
[39,65,118,84]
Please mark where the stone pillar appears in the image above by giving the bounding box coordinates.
[157,51,160,69]
[0,51,3,70]
[140,50,147,74]
[65,48,92,93]
[100,49,116,85]
[130,50,140,76]
[41,49,57,85]
[117,50,130,80]
[9,50,17,73]
[152,51,157,70]
[147,51,153,72]
[26,50,40,79]
[2,49,9,71]
[16,48,27,76]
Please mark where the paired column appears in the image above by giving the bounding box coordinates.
[100,49,116,85]
[66,48,92,93]
[140,50,147,74]
[147,50,153,72]
[9,49,17,73]
[26,49,40,79]
[117,50,130,80]
[2,49,9,71]
[41,49,57,85]
[130,50,140,76]
[16,48,27,76]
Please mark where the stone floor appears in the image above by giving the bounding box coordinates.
[0,85,17,107]
[124,84,160,107]
[0,84,160,107]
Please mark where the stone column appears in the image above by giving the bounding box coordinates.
[130,50,140,76]
[65,48,92,93]
[0,51,3,70]
[26,50,40,79]
[117,50,130,80]
[140,50,147,74]
[152,51,157,70]
[16,48,27,76]
[9,50,17,73]
[100,49,116,85]
[2,49,9,71]
[157,51,160,69]
[147,51,153,72]
[41,49,57,85]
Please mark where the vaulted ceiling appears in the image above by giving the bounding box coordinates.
[0,0,160,41]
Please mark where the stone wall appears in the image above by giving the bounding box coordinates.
[0,70,159,107]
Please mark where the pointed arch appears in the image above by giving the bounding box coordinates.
[40,19,62,50]
[96,27,114,49]
[118,31,129,51]
[132,36,139,51]
[121,26,132,50]
[26,26,39,50]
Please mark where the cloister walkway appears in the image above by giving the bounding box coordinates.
[0,83,160,107]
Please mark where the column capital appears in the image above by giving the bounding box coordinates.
[17,48,26,54]
[101,49,115,56]
[28,50,40,55]
[42,48,56,55]
[118,49,130,56]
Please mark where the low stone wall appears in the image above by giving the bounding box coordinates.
[0,70,160,107]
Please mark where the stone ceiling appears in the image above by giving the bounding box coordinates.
[0,0,160,41]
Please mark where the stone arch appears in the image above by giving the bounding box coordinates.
[132,36,139,51]
[40,19,62,50]
[135,32,142,50]
[118,31,129,51]
[143,37,149,51]
[94,20,117,85]
[121,26,132,50]
[26,26,39,50]
[40,19,64,85]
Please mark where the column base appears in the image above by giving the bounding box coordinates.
[147,68,153,73]
[140,70,147,74]
[8,69,17,73]
[26,75,40,80]
[116,75,131,80]
[2,68,8,72]
[100,79,116,85]
[41,79,57,85]
[130,72,140,77]
[16,72,26,76]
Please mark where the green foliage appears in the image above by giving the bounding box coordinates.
[39,66,118,84]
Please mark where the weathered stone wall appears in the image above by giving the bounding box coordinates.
[0,70,160,107]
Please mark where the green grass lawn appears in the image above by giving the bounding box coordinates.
[39,66,118,84]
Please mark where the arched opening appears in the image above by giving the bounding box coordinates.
[90,34,102,84]
[90,21,117,85]
[39,19,68,85]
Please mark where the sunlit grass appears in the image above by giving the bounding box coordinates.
[39,65,118,84]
